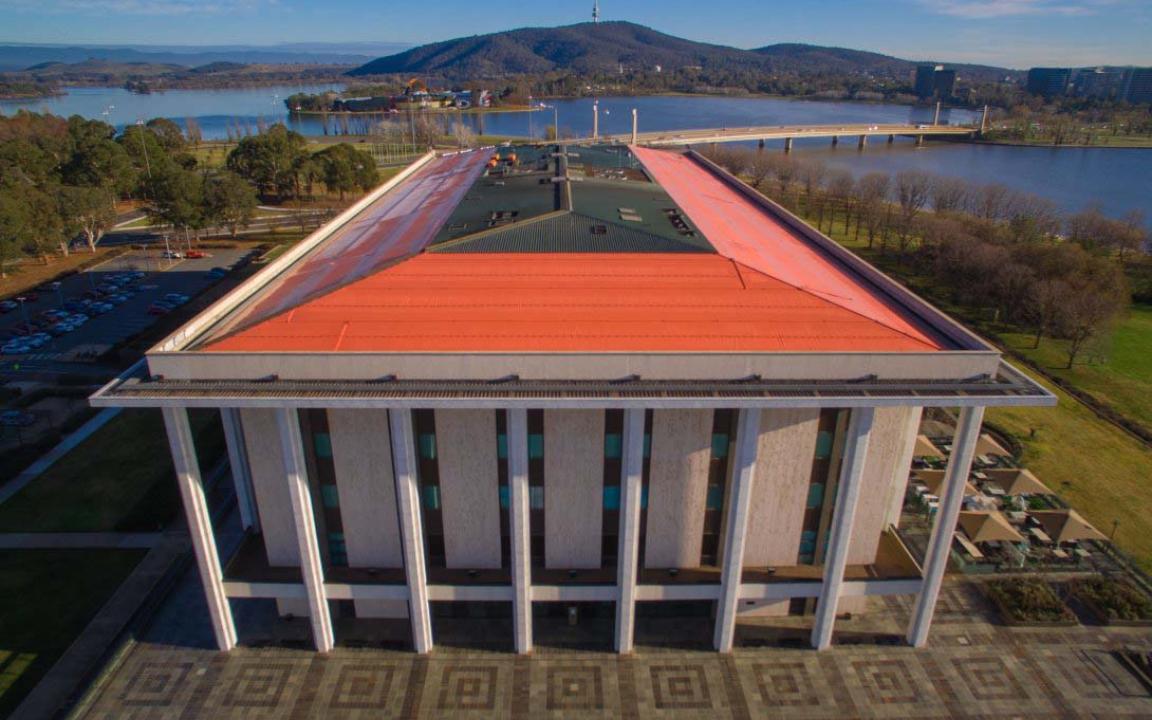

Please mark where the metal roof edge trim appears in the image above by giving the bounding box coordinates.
[89,361,1056,410]
[683,149,996,353]
[146,149,443,355]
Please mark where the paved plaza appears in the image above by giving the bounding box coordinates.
[73,577,1152,719]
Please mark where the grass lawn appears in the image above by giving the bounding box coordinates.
[0,409,225,533]
[0,549,144,719]
[999,305,1152,431]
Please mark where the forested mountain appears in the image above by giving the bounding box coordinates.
[349,22,1014,80]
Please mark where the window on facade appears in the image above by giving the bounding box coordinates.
[418,433,437,460]
[327,532,348,566]
[313,432,333,459]
[321,484,340,509]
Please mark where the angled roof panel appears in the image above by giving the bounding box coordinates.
[630,145,941,348]
[209,150,490,340]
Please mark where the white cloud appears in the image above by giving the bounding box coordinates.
[918,0,1116,19]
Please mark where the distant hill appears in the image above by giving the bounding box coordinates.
[0,42,412,72]
[348,22,1014,80]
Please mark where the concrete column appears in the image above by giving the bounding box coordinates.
[631,108,638,145]
[907,406,985,647]
[783,137,793,153]
[275,407,334,653]
[857,134,868,149]
[592,100,599,140]
[713,408,761,652]
[916,134,925,147]
[933,100,942,126]
[811,407,875,650]
[389,409,433,654]
[162,407,236,651]
[831,135,839,147]
[615,408,645,654]
[220,408,257,532]
[888,133,895,144]
[508,408,532,654]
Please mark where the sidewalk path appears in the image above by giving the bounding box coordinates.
[0,407,121,505]
[0,532,161,550]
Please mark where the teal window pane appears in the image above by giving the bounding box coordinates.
[641,485,649,509]
[605,433,622,459]
[806,483,825,510]
[497,433,508,459]
[528,433,544,459]
[529,486,544,509]
[799,530,817,554]
[313,432,332,459]
[422,485,440,510]
[328,532,347,566]
[418,433,437,460]
[814,431,834,460]
[643,433,652,458]
[499,485,510,509]
[711,433,729,459]
[706,484,724,510]
[603,485,620,510]
[320,484,340,509]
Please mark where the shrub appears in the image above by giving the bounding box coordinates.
[1070,577,1152,622]
[986,578,1075,624]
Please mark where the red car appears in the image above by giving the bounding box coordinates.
[185,250,208,259]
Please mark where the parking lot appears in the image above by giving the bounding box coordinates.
[0,248,252,371]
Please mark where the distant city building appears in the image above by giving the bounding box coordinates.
[1026,68,1072,98]
[914,65,956,100]
[1075,67,1125,100]
[1027,66,1152,104]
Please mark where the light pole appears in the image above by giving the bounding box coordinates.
[1110,519,1119,541]
[528,95,534,140]
[15,297,29,329]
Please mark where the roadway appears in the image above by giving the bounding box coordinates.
[577,122,976,146]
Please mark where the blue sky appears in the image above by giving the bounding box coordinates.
[0,0,1149,68]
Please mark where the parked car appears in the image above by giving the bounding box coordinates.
[68,313,89,325]
[2,341,31,354]
[206,267,228,280]
[28,332,51,347]
[163,293,190,306]
[90,303,114,315]
[186,250,208,259]
[0,300,18,313]
[147,302,172,315]
[161,250,184,259]
[10,322,39,336]
[17,292,38,302]
[0,410,35,427]
[49,322,75,336]
[41,309,69,322]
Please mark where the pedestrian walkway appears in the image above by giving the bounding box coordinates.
[0,406,120,505]
[0,532,161,550]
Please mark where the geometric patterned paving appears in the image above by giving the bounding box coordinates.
[77,581,1152,720]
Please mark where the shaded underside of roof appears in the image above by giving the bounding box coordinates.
[204,253,943,353]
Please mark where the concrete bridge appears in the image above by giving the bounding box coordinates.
[578,122,977,150]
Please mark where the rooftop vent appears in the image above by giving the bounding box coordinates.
[487,210,519,227]
[591,224,607,235]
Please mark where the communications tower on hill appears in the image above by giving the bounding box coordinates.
[593,0,600,23]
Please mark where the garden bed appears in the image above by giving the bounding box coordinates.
[1068,577,1152,626]
[984,578,1078,626]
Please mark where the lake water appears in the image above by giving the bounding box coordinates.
[3,86,1149,227]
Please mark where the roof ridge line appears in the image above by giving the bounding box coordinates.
[730,259,939,350]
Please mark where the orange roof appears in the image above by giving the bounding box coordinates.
[630,146,938,346]
[202,147,946,354]
[206,253,941,353]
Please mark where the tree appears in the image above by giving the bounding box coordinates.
[315,143,379,200]
[1052,271,1129,367]
[894,170,932,255]
[60,185,116,252]
[146,117,187,152]
[203,171,258,238]
[854,172,890,247]
[148,165,204,240]
[226,124,308,200]
[930,176,969,214]
[63,116,136,194]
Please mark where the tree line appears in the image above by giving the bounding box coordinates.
[703,145,1145,368]
[0,111,380,275]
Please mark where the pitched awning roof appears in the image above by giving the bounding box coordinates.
[1031,510,1108,543]
[958,511,1025,544]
